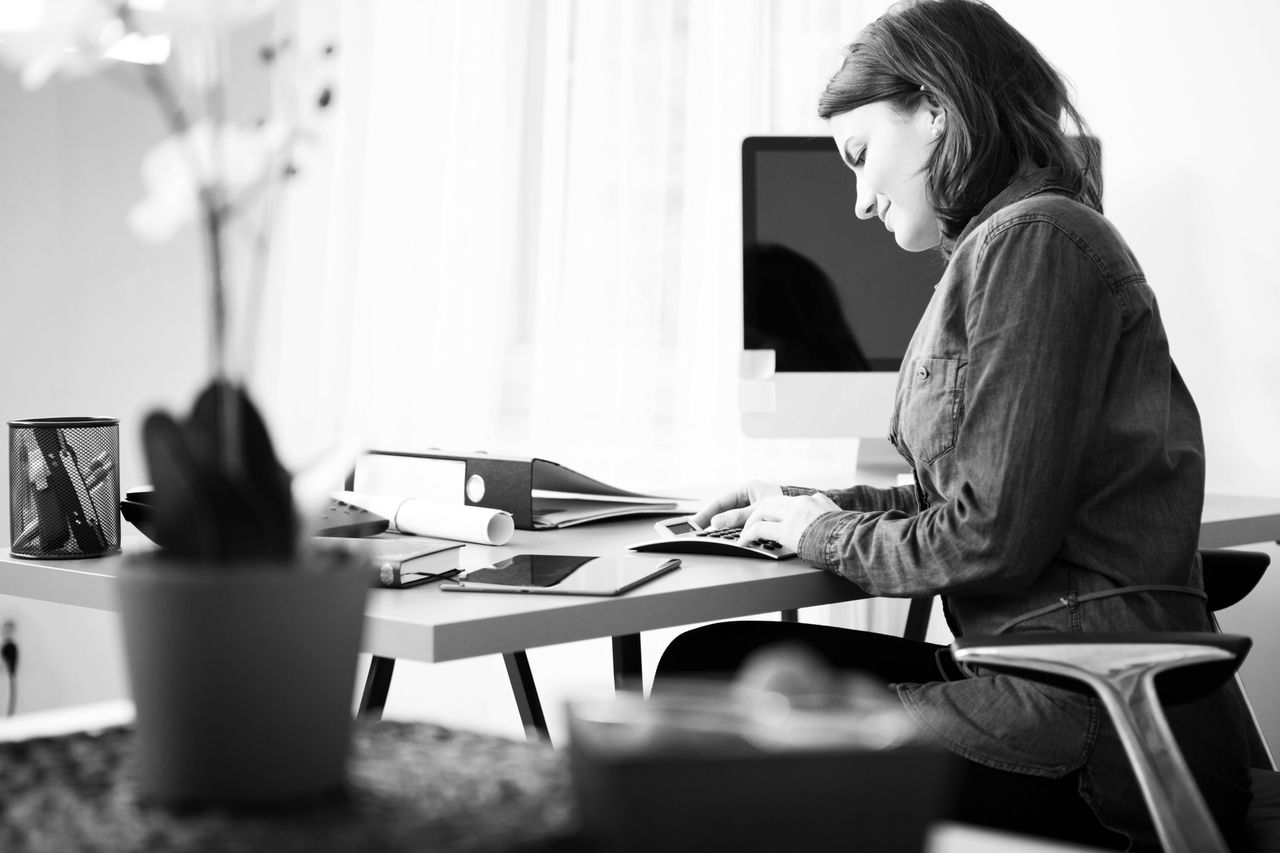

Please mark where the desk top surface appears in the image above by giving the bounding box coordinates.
[0,517,861,664]
[4,492,1278,664]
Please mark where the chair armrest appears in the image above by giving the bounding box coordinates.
[952,632,1252,853]
[952,632,1250,705]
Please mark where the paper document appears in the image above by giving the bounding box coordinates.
[531,498,680,529]
[335,491,514,545]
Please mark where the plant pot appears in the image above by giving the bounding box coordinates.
[116,550,372,806]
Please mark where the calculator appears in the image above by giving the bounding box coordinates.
[629,518,797,560]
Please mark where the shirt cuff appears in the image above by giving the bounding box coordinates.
[796,510,851,570]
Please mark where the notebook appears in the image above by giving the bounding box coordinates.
[314,535,463,588]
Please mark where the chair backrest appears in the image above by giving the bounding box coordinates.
[903,549,1269,643]
[1200,549,1275,772]
[1200,549,1270,613]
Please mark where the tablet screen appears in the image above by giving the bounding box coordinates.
[464,554,594,587]
[444,554,681,596]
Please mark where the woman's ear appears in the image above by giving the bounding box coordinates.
[917,90,946,137]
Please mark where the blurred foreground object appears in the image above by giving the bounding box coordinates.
[1,0,365,807]
[567,645,957,853]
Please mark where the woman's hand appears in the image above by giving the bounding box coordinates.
[690,480,783,529]
[738,492,840,553]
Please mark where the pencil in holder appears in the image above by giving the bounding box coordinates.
[9,417,121,559]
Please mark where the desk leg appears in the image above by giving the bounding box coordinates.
[612,634,642,691]
[903,597,933,642]
[780,609,799,623]
[503,651,550,742]
[359,656,396,719]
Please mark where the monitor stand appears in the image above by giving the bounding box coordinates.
[856,437,911,485]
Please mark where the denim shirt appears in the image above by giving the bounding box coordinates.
[789,169,1251,844]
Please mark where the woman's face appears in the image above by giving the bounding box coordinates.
[829,100,943,252]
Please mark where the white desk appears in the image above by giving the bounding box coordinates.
[1198,493,1280,548]
[0,517,863,738]
[4,492,1280,738]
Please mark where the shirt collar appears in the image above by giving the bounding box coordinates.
[949,167,1075,250]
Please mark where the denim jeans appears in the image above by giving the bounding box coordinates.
[653,621,1129,850]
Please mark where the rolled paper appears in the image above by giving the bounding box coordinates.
[335,491,515,546]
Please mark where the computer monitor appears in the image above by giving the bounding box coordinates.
[739,135,944,466]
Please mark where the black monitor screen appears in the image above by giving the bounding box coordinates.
[742,136,944,372]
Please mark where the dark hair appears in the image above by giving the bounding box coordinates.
[818,0,1102,244]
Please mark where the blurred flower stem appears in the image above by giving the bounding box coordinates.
[0,0,333,493]
[121,1,240,475]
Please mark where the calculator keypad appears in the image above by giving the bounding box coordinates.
[696,527,784,551]
[630,525,796,560]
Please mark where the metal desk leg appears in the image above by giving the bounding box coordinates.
[503,651,550,742]
[903,596,933,642]
[612,634,642,691]
[359,656,396,719]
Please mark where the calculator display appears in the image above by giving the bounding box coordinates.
[666,521,696,535]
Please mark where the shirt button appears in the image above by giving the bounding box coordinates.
[917,366,930,380]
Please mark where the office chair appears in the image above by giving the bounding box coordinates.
[952,549,1280,853]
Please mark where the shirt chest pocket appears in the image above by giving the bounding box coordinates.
[896,356,965,464]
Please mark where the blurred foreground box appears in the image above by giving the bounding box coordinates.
[566,676,959,853]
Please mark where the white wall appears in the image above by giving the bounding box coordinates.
[0,65,205,717]
[996,0,1280,499]
[2,1,1279,749]
[0,68,207,480]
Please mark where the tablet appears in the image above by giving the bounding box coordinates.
[439,554,681,596]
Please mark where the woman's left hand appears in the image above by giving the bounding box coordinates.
[738,492,840,552]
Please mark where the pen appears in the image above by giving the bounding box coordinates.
[12,450,116,552]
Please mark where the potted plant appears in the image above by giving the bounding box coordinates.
[0,1,370,806]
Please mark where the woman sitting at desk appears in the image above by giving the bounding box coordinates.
[655,0,1252,849]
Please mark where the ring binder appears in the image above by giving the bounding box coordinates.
[349,450,686,530]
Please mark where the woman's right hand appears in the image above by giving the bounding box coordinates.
[690,480,784,529]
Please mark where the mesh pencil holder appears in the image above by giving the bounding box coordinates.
[9,417,121,559]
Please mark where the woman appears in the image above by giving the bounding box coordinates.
[655,1,1252,848]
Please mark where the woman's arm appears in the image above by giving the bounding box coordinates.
[783,484,919,514]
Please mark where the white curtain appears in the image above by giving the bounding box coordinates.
[259,0,888,498]
[253,0,920,636]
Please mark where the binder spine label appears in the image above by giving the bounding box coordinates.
[353,454,465,503]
